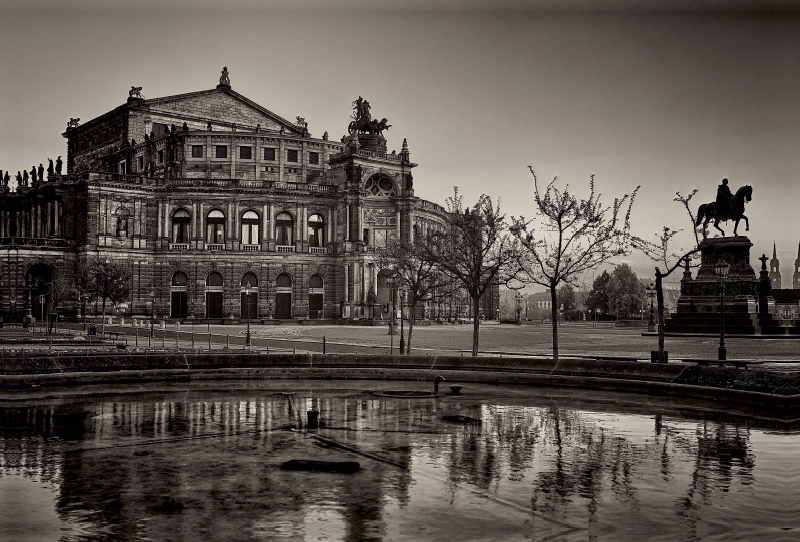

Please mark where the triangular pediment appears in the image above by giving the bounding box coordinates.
[140,88,303,134]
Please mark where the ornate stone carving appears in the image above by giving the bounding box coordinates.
[129,86,145,99]
[219,66,230,86]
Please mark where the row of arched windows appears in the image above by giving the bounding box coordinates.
[170,271,323,288]
[171,209,326,247]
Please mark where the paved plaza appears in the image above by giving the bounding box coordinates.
[15,321,800,362]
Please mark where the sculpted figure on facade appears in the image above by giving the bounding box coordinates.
[67,118,80,129]
[38,164,44,182]
[30,167,37,182]
[55,156,63,175]
[129,86,145,99]
[47,159,54,177]
[219,66,230,86]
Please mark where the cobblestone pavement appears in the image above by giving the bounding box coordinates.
[26,321,800,362]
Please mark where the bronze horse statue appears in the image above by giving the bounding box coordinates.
[695,185,752,238]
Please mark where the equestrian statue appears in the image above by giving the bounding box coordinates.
[348,96,391,136]
[695,178,752,238]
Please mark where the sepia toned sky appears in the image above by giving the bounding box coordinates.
[1,1,799,288]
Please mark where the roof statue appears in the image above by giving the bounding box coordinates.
[67,117,80,129]
[695,179,752,238]
[348,96,391,136]
[219,66,230,86]
[296,116,307,128]
[129,86,144,99]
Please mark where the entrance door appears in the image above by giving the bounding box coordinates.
[171,292,188,318]
[240,293,258,319]
[309,294,323,319]
[275,293,292,319]
[206,292,223,318]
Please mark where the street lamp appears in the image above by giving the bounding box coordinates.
[515,292,523,325]
[387,275,397,354]
[715,260,730,361]
[399,288,406,354]
[245,281,252,347]
[149,289,155,338]
[646,282,656,333]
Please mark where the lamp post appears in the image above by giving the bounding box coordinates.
[399,288,405,354]
[515,292,523,325]
[245,281,252,347]
[646,282,656,333]
[715,260,730,361]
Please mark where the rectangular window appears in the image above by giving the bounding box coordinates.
[137,156,143,170]
[191,145,204,158]
[263,148,276,161]
[309,152,319,165]
[363,228,370,244]
[215,145,227,159]
[287,149,298,162]
[158,150,164,164]
[239,146,252,159]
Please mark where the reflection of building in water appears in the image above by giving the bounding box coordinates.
[1,394,413,541]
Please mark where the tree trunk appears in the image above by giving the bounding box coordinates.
[471,295,481,357]
[550,285,559,361]
[655,271,666,363]
[407,302,416,354]
[101,298,107,336]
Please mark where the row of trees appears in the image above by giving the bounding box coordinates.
[378,169,640,359]
[44,258,131,334]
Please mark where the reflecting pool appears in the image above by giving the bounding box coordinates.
[1,381,798,541]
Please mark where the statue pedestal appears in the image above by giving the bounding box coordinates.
[665,236,784,335]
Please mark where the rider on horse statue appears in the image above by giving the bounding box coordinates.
[715,178,734,221]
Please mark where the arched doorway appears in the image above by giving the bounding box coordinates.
[170,271,188,318]
[275,273,292,319]
[206,272,224,319]
[27,263,53,321]
[240,273,258,319]
[309,274,324,319]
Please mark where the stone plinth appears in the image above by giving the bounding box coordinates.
[665,236,786,335]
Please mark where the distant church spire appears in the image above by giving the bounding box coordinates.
[793,241,800,289]
[770,242,781,289]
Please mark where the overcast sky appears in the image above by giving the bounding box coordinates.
[1,1,799,289]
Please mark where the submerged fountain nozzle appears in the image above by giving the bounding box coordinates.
[433,376,446,394]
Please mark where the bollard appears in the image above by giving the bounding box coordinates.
[226,334,229,349]
[323,336,326,354]
[162,330,165,348]
[208,333,212,350]
[148,333,151,348]
[136,329,139,347]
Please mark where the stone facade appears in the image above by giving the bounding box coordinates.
[0,75,499,323]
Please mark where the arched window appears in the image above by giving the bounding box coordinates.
[206,210,225,245]
[206,272,224,319]
[412,224,419,242]
[364,176,396,197]
[276,273,292,288]
[207,272,223,287]
[170,271,188,318]
[309,275,323,289]
[171,271,188,286]
[241,210,260,245]
[241,273,258,288]
[172,209,191,243]
[275,212,294,246]
[308,214,325,248]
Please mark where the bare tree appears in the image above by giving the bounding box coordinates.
[377,236,453,353]
[511,168,638,360]
[422,188,521,357]
[87,257,132,335]
[47,269,73,333]
[632,190,701,363]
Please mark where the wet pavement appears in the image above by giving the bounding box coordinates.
[1,380,799,541]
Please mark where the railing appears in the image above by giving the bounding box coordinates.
[417,199,446,213]
[309,247,326,255]
[241,244,261,252]
[169,243,189,250]
[276,245,294,253]
[206,244,225,251]
[0,237,68,247]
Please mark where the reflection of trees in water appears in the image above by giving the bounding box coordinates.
[416,402,755,528]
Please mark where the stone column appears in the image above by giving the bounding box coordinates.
[278,140,285,183]
[343,263,349,303]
